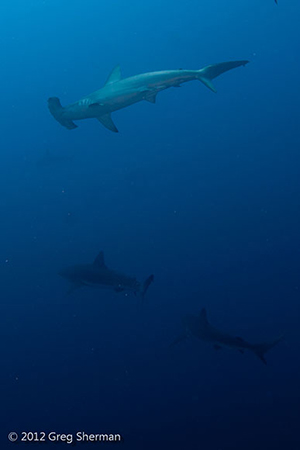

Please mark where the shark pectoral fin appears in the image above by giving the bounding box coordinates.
[96,114,118,133]
[104,65,122,86]
[213,344,222,351]
[144,92,157,104]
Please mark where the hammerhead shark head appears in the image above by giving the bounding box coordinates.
[59,251,154,298]
[48,60,248,132]
[171,308,283,364]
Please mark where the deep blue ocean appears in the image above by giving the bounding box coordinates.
[1,0,300,449]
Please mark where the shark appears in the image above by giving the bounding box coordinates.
[171,308,284,364]
[59,251,154,298]
[48,60,249,132]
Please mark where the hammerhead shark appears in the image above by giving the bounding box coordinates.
[171,308,283,364]
[48,60,248,132]
[59,251,154,298]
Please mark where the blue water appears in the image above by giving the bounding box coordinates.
[1,0,300,448]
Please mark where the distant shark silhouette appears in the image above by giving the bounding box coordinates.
[59,251,154,298]
[48,60,248,132]
[171,308,283,364]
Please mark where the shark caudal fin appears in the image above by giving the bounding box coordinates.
[197,60,249,93]
[141,274,154,300]
[48,97,78,130]
[252,334,284,365]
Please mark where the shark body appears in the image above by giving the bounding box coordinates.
[59,251,154,298]
[172,308,283,364]
[48,60,248,132]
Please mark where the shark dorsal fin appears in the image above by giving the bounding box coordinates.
[93,251,106,268]
[104,65,121,86]
[199,308,209,325]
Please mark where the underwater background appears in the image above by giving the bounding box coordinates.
[1,0,300,449]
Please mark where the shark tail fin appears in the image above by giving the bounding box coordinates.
[141,274,154,300]
[196,60,249,93]
[252,334,284,365]
[48,97,78,130]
